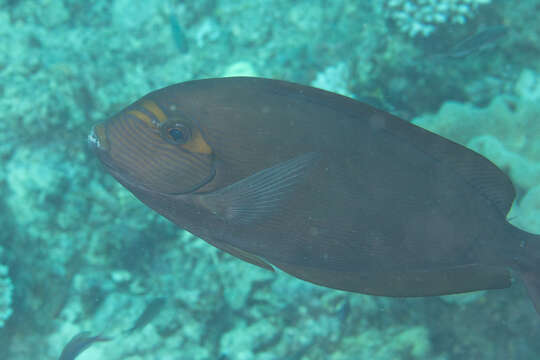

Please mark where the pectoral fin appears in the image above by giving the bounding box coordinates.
[198,152,317,224]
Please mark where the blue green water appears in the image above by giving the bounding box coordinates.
[0,0,539,359]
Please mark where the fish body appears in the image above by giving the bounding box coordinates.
[169,13,188,53]
[429,26,508,60]
[90,77,540,314]
[446,26,508,59]
[59,332,111,360]
[125,297,166,334]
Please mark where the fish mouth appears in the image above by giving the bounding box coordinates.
[88,124,108,152]
[88,124,120,173]
[88,123,147,191]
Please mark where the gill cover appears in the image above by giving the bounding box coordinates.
[104,99,215,194]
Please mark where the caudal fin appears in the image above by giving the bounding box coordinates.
[517,230,540,315]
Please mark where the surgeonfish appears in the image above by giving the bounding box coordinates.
[125,297,166,334]
[89,77,540,315]
[59,332,111,360]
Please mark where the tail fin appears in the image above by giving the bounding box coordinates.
[516,230,540,315]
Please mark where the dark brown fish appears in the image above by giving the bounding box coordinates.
[59,332,111,360]
[125,297,166,334]
[89,77,540,314]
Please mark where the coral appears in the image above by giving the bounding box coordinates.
[5,143,95,244]
[311,62,354,98]
[331,326,433,359]
[223,61,258,77]
[220,320,280,360]
[384,0,492,37]
[512,185,540,234]
[0,248,13,328]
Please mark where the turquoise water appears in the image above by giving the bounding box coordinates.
[1,0,539,359]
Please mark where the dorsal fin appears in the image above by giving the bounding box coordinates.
[257,78,516,215]
[382,125,516,216]
[432,139,516,215]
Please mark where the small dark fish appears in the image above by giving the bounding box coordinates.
[125,297,166,334]
[336,298,350,324]
[90,77,540,316]
[443,26,508,59]
[58,332,111,360]
[169,13,188,53]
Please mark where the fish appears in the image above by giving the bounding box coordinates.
[169,13,189,53]
[58,332,111,360]
[125,297,166,334]
[336,298,350,324]
[445,26,508,59]
[429,26,508,60]
[89,77,540,315]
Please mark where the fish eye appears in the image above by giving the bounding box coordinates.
[160,122,191,145]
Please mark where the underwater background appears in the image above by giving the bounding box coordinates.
[0,0,539,359]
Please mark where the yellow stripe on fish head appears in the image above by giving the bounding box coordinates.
[127,110,154,128]
[182,127,212,155]
[142,100,167,124]
[127,100,168,128]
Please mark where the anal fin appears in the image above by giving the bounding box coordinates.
[205,238,274,272]
[271,261,511,297]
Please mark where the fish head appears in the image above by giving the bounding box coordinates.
[89,97,216,195]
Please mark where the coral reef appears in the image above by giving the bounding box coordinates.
[0,248,13,329]
[0,0,539,359]
[311,63,354,98]
[383,0,492,37]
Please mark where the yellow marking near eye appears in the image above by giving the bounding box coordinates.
[142,100,167,123]
[182,128,212,154]
[127,110,154,128]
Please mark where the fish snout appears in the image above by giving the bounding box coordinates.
[88,123,115,168]
[88,123,108,151]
